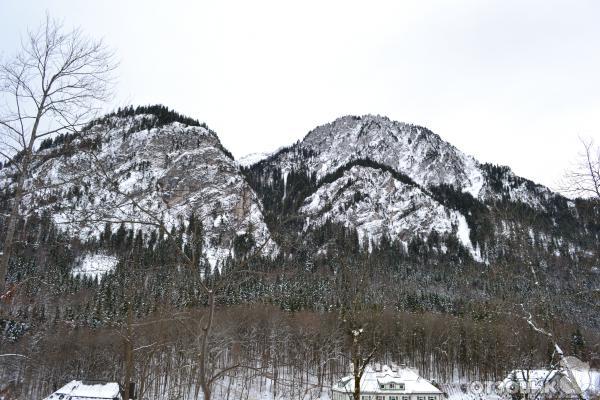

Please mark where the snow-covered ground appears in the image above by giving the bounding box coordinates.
[237,151,274,167]
[71,253,119,280]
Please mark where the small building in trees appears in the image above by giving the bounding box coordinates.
[332,364,443,400]
[43,380,122,400]
[500,369,589,399]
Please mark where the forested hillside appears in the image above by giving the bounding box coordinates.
[0,107,598,399]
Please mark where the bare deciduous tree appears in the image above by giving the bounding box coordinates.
[336,262,382,400]
[0,15,116,295]
[560,137,600,200]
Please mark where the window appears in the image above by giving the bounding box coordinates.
[376,396,384,400]
[398,383,405,390]
[418,396,425,400]
[390,396,398,400]
[403,396,410,400]
[390,383,395,389]
[380,384,385,389]
[429,397,436,400]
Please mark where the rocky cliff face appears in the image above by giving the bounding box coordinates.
[292,115,484,195]
[1,110,276,267]
[2,109,597,268]
[244,114,598,265]
[300,165,479,258]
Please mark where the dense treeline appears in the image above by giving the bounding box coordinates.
[103,105,204,128]
[4,303,596,399]
[1,202,598,398]
[317,158,417,188]
[33,105,203,154]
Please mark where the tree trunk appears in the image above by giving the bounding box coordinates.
[353,372,361,400]
[199,290,216,400]
[352,354,361,400]
[0,158,28,295]
[123,302,134,400]
[0,102,43,296]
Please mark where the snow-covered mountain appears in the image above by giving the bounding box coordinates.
[300,164,479,258]
[294,115,484,195]
[2,109,596,267]
[250,115,552,203]
[244,114,597,263]
[1,107,277,267]
[237,151,277,167]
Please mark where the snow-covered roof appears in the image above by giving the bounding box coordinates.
[43,380,121,400]
[500,369,577,398]
[502,367,600,397]
[333,364,442,394]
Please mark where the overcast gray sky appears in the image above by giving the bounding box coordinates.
[1,0,599,190]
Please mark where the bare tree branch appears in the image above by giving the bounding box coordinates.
[560,137,600,200]
[0,15,117,295]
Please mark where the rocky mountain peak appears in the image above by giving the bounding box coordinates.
[2,105,276,268]
[268,114,484,197]
[243,114,597,266]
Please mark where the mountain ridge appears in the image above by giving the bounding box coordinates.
[2,106,597,268]
[1,106,277,268]
[243,113,598,266]
[1,105,598,339]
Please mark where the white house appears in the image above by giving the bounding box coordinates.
[43,380,122,400]
[332,364,443,400]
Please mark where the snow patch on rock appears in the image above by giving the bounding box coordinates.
[300,166,481,260]
[4,115,278,266]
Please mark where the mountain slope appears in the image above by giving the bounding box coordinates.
[300,164,481,259]
[260,115,484,194]
[243,114,598,265]
[2,109,596,267]
[1,106,276,267]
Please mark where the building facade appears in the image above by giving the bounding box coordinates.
[332,364,443,400]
